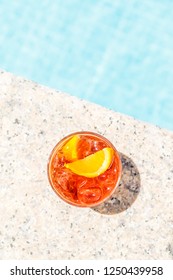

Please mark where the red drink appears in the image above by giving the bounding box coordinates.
[48,132,122,207]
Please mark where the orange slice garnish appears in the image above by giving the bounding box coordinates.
[61,135,80,161]
[64,147,113,178]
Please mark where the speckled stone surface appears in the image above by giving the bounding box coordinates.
[1,70,173,260]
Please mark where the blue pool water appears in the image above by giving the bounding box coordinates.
[1,0,173,130]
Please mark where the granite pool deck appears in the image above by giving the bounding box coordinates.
[0,70,173,259]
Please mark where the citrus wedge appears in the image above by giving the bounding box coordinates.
[64,147,113,178]
[61,135,80,161]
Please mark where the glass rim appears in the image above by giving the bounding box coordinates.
[47,131,122,207]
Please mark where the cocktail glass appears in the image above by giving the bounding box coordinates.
[48,131,122,207]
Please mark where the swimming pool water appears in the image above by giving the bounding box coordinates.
[1,0,173,130]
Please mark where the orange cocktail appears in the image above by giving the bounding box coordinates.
[48,132,122,207]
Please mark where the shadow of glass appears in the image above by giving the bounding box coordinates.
[91,153,141,215]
